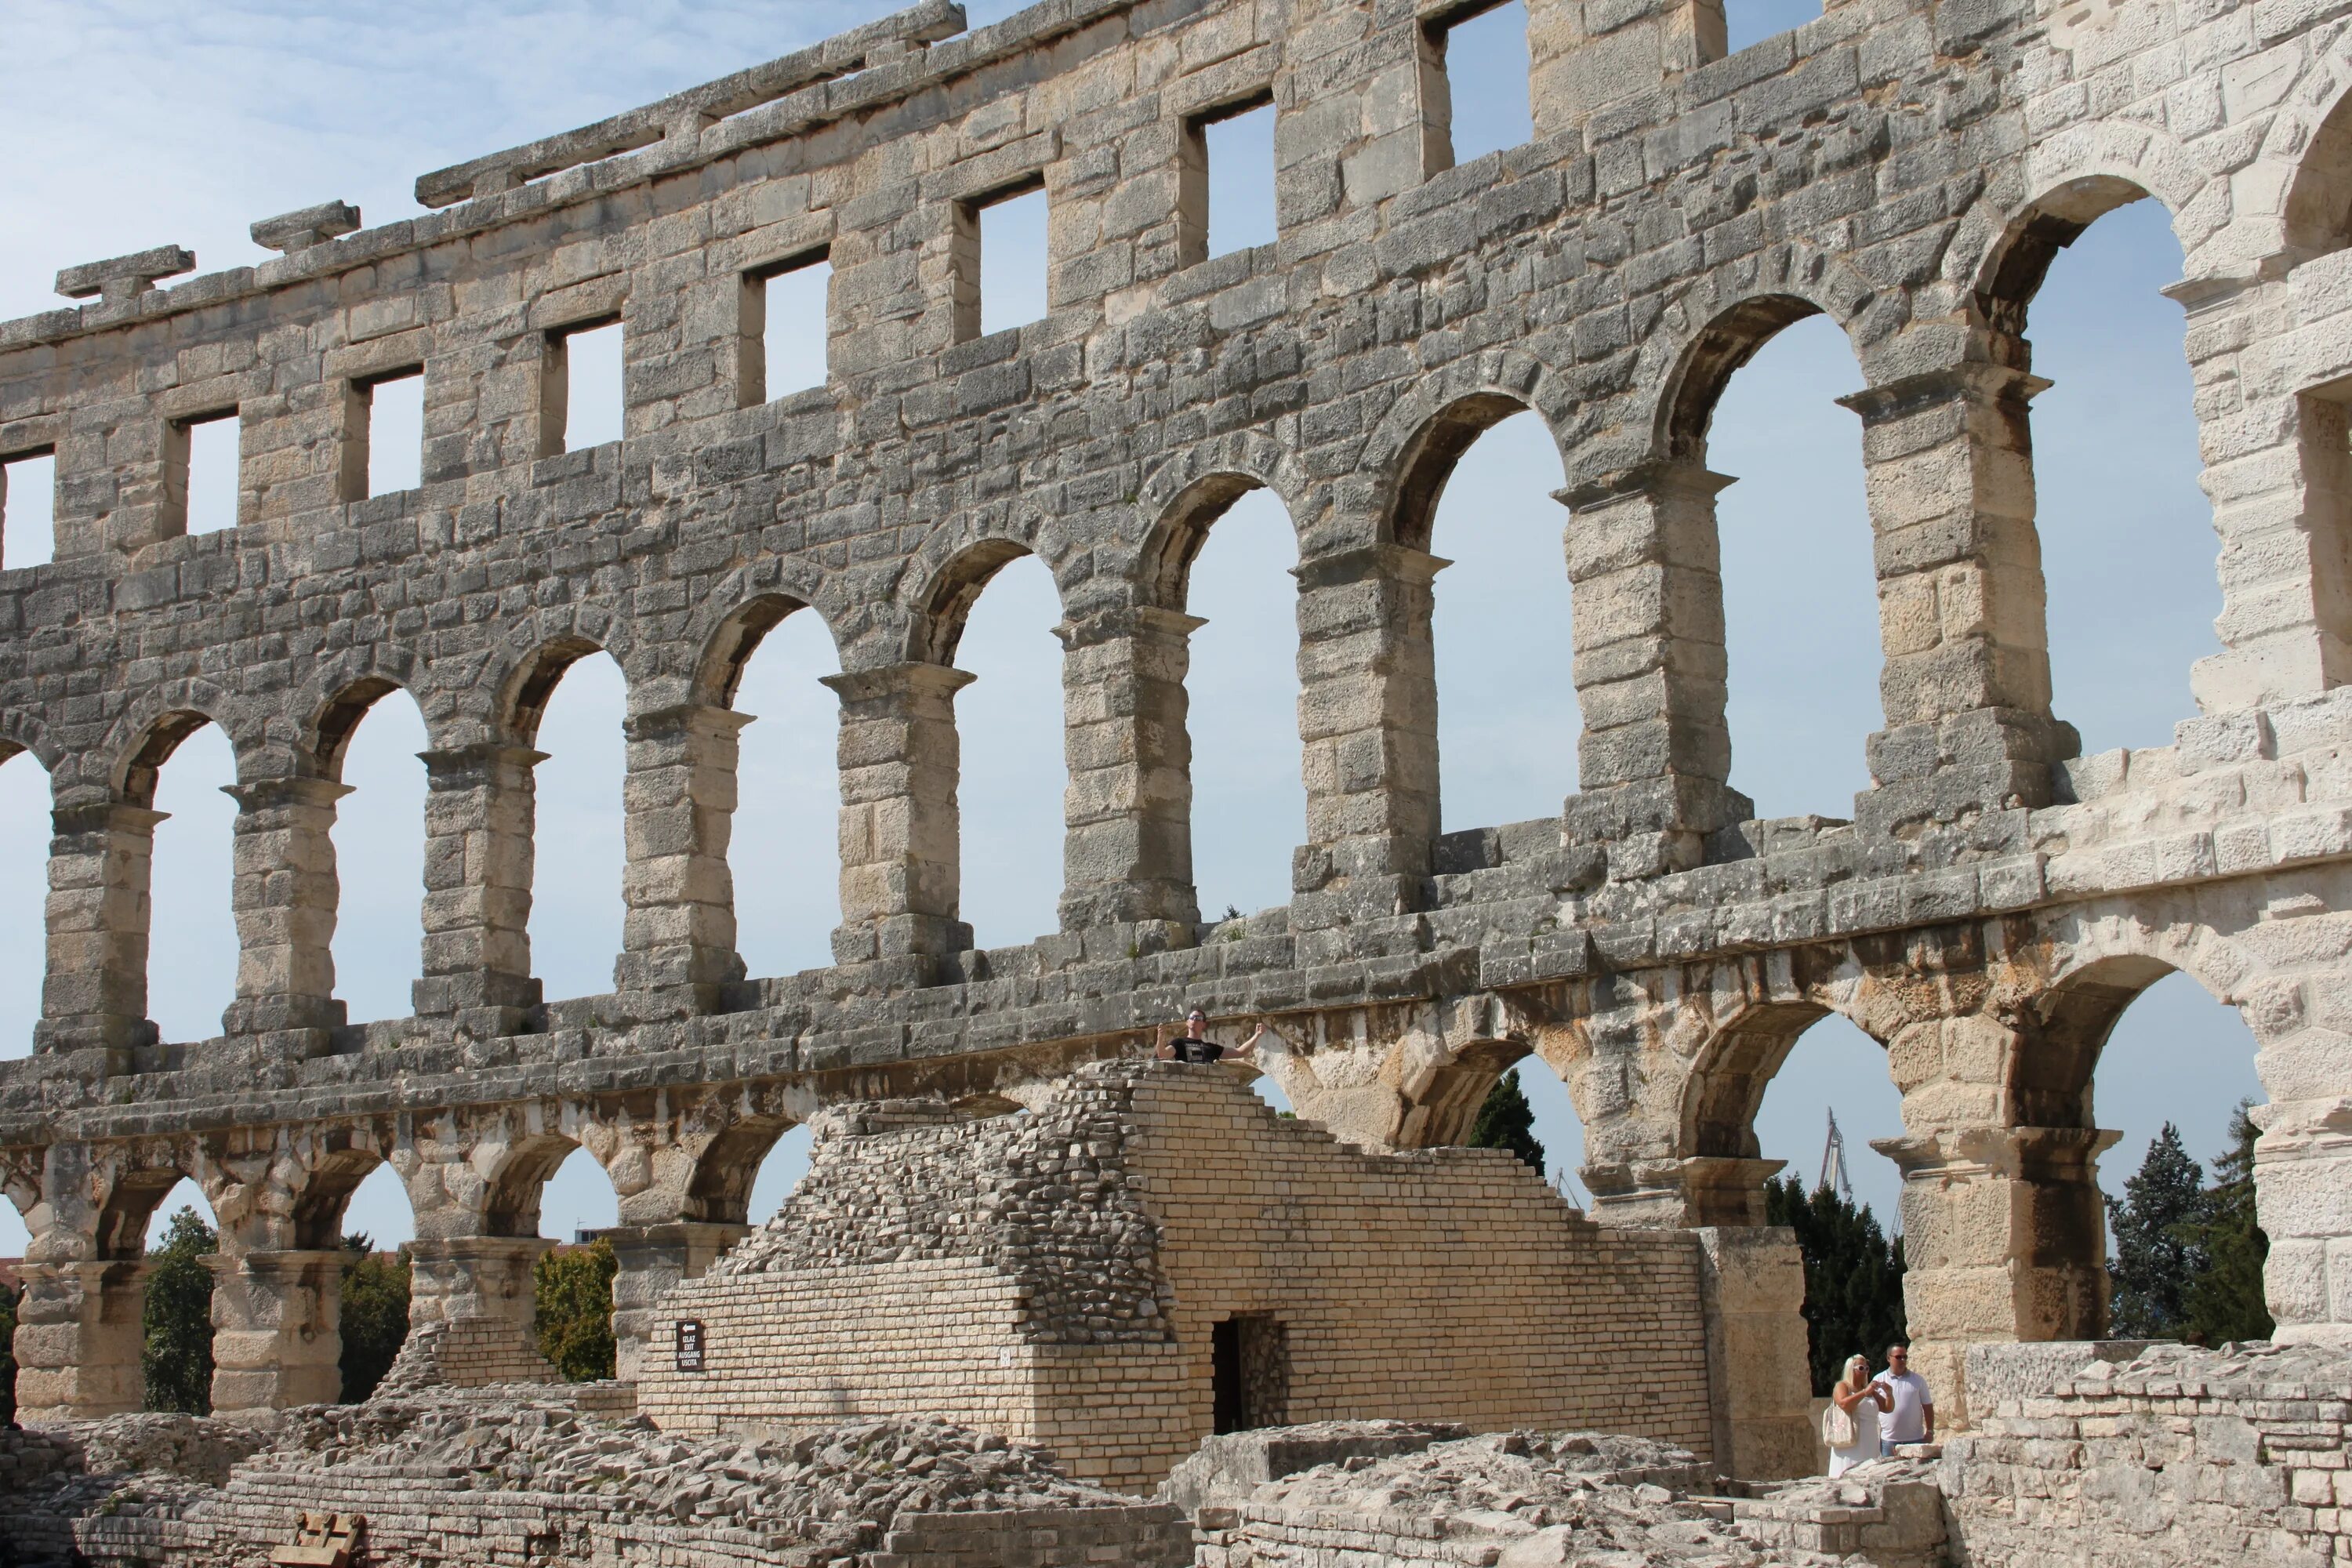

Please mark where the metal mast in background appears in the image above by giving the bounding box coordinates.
[1819,1108,1854,1203]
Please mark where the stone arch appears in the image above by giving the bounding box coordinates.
[2284,64,2352,261]
[1129,431,1319,606]
[103,680,248,804]
[681,1113,800,1226]
[1358,349,1579,551]
[481,1127,589,1239]
[481,603,636,746]
[1650,288,1875,467]
[295,646,423,779]
[896,506,1084,666]
[691,588,842,712]
[0,705,64,776]
[1965,172,2173,343]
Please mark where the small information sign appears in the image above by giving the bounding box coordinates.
[675,1319,706,1372]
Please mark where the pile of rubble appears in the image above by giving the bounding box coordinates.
[0,1387,1185,1568]
[1192,1428,1827,1568]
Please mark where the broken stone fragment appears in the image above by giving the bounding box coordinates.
[250,200,362,255]
[53,245,195,304]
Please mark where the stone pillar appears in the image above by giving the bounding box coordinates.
[413,743,544,1034]
[1527,0,1725,139]
[35,801,164,1064]
[9,1258,150,1422]
[823,663,975,970]
[1839,364,2073,829]
[1875,1123,2118,1430]
[405,1236,557,1382]
[615,702,751,1005]
[1056,604,1203,935]
[1559,463,1750,879]
[604,1221,750,1382]
[1693,1226,1816,1481]
[222,778,352,1044]
[205,1248,346,1415]
[1292,543,1443,925]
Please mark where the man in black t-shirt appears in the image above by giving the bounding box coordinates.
[1154,1008,1269,1065]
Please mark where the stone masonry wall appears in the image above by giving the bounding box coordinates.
[8,0,2352,1434]
[641,1062,1725,1491]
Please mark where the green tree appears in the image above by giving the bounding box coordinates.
[1,1276,19,1428]
[1766,1174,1908,1397]
[142,1205,217,1414]
[533,1237,616,1381]
[1468,1069,1546,1174]
[2182,1102,2273,1345]
[337,1235,412,1403]
[2107,1123,2206,1339]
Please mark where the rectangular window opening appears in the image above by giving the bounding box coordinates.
[1425,0,1532,172]
[1726,2,1824,56]
[1210,1314,1290,1435]
[176,410,241,536]
[359,368,425,499]
[965,178,1049,342]
[1190,95,1278,266]
[546,317,625,456]
[744,251,833,406]
[0,448,57,569]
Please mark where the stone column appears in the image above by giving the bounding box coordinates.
[1875,1122,2118,1430]
[1559,463,1750,879]
[221,778,352,1044]
[615,703,751,1006]
[823,663,975,971]
[35,801,165,1065]
[1291,543,1443,925]
[1693,1226,1816,1481]
[604,1221,750,1382]
[1056,604,1203,935]
[1839,363,2072,830]
[9,1258,150,1422]
[205,1248,347,1415]
[413,743,544,1034]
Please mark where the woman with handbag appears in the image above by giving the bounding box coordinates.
[1823,1353,1889,1476]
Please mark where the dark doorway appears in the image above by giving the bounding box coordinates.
[1210,1313,1289,1433]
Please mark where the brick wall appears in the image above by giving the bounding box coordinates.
[641,1062,1715,1490]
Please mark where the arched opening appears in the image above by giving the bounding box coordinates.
[711,601,843,978]
[935,548,1067,949]
[140,718,238,1044]
[1156,481,1304,923]
[0,743,48,1060]
[521,647,628,1003]
[746,1123,815,1223]
[291,1149,418,1403]
[320,684,428,1025]
[2013,194,2214,755]
[1704,311,1878,820]
[2026,959,2269,1344]
[1396,401,1579,833]
[495,1138,619,1382]
[136,1176,220,1414]
[1404,1040,1589,1200]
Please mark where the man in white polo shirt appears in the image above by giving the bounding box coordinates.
[1871,1343,1934,1453]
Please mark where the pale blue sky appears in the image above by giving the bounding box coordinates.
[0,0,2261,1258]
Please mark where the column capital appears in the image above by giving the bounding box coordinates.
[821,661,978,706]
[1835,361,2051,424]
[50,800,169,836]
[1555,459,1735,513]
[1293,540,1450,591]
[623,701,755,744]
[1053,603,1209,650]
[220,776,354,812]
[417,741,550,777]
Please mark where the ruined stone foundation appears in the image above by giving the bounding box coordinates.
[637,1061,1762,1490]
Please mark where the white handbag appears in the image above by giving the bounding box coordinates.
[1822,1399,1858,1449]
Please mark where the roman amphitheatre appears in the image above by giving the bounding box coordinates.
[2,0,2350,1563]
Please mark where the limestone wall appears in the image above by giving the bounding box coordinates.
[641,1063,1728,1490]
[1940,1341,2352,1568]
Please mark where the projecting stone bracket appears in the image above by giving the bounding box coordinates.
[53,245,195,304]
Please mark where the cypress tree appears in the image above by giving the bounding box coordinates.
[2182,1102,2273,1345]
[2107,1124,2206,1339]
[1467,1069,1547,1175]
[1766,1174,1907,1396]
[142,1206,217,1414]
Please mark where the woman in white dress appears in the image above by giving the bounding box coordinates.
[1827,1353,1889,1476]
